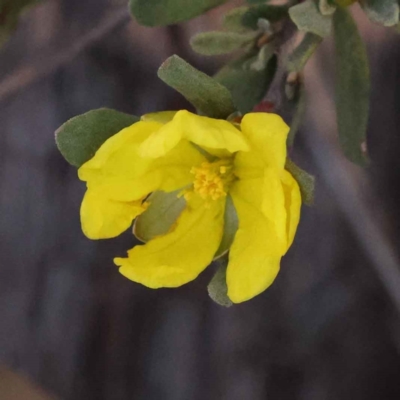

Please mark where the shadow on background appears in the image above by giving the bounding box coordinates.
[1,1,400,399]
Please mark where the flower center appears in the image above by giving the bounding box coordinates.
[190,160,234,201]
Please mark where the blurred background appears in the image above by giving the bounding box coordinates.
[1,0,400,399]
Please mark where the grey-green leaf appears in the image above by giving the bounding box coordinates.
[223,6,251,32]
[214,195,238,259]
[208,259,232,307]
[289,0,332,37]
[190,31,258,56]
[134,191,185,242]
[55,108,139,167]
[285,159,315,206]
[129,0,228,26]
[333,7,370,165]
[360,0,399,27]
[215,52,277,114]
[286,81,307,146]
[318,0,337,16]
[242,5,288,30]
[287,33,322,72]
[158,55,236,119]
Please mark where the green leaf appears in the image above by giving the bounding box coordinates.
[0,0,41,47]
[214,51,277,114]
[55,109,139,167]
[287,33,322,72]
[134,190,185,242]
[242,5,288,30]
[318,0,337,16]
[190,31,258,56]
[285,159,315,206]
[129,0,228,26]
[286,80,307,146]
[208,259,232,307]
[333,7,370,165]
[360,0,399,27]
[158,55,236,119]
[214,195,238,259]
[223,6,251,32]
[289,0,332,37]
[246,0,274,4]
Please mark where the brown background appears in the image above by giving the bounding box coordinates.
[1,1,400,399]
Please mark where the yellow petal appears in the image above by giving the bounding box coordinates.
[178,110,249,153]
[226,177,285,303]
[139,110,249,158]
[78,121,161,181]
[281,169,301,252]
[115,194,225,288]
[261,168,287,250]
[80,118,206,202]
[81,187,146,239]
[234,113,289,178]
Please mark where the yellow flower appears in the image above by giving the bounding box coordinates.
[78,110,301,303]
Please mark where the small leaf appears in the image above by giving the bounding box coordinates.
[287,33,322,72]
[214,195,238,259]
[129,0,228,27]
[333,7,370,165]
[215,51,277,114]
[246,0,274,4]
[285,159,315,206]
[190,31,258,56]
[360,0,399,27]
[55,109,139,167]
[289,0,332,38]
[208,259,232,307]
[318,0,337,16]
[286,80,307,146]
[242,5,288,30]
[223,6,251,32]
[134,191,185,242]
[158,55,236,119]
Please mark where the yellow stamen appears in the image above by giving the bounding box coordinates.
[190,160,234,201]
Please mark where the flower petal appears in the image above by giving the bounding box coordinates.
[78,121,161,181]
[226,177,285,303]
[234,113,289,178]
[281,169,301,252]
[81,187,146,239]
[115,194,225,288]
[139,110,249,158]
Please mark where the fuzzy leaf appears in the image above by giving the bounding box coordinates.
[158,55,236,119]
[215,51,277,113]
[289,0,332,37]
[285,159,315,206]
[287,33,322,72]
[223,6,251,32]
[134,191,185,242]
[242,5,288,30]
[286,81,307,146]
[190,31,258,56]
[333,7,370,165]
[319,0,337,16]
[129,0,228,26]
[214,195,238,259]
[208,259,232,307]
[360,0,399,27]
[55,109,139,167]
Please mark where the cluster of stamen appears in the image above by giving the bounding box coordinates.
[190,160,234,201]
